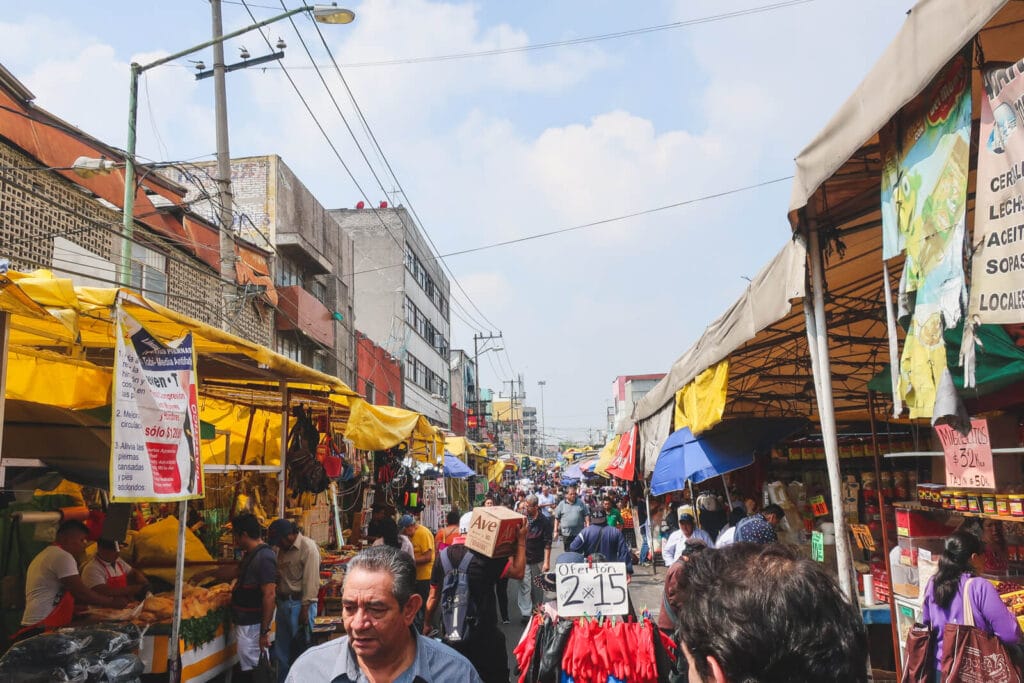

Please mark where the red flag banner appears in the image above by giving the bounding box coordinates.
[606,425,637,480]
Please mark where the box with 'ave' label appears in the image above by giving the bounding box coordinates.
[464,506,524,558]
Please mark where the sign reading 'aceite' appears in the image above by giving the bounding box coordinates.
[555,562,629,617]
[935,419,995,490]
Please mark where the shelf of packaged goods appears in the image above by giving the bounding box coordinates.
[893,501,1022,524]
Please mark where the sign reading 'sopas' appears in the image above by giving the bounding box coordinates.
[110,307,202,502]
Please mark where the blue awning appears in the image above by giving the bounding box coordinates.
[651,419,806,495]
[443,453,475,479]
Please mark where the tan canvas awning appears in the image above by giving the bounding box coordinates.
[635,238,807,421]
[789,0,1016,228]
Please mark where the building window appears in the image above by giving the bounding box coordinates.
[128,244,167,305]
[276,256,304,287]
[310,279,328,305]
[387,391,396,406]
[277,335,301,362]
[312,350,329,373]
[364,380,375,404]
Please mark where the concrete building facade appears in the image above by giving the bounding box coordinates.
[170,155,356,384]
[610,374,666,437]
[355,331,402,407]
[330,206,451,427]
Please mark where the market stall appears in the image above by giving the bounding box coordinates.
[0,270,437,674]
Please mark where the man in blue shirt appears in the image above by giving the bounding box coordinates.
[287,545,482,683]
[569,514,633,574]
[734,503,785,544]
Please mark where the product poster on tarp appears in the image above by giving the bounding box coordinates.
[969,58,1024,323]
[879,48,971,418]
[110,308,203,501]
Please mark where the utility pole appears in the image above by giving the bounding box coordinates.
[503,378,518,454]
[211,0,238,328]
[537,380,546,458]
[472,331,502,442]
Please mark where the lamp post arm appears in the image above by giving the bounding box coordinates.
[120,4,314,288]
[135,5,313,74]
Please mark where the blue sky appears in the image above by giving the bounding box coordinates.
[3,0,916,442]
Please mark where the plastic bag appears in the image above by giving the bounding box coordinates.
[0,631,83,667]
[86,621,143,652]
[58,628,133,658]
[100,654,144,683]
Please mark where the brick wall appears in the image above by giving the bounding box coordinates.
[0,141,272,346]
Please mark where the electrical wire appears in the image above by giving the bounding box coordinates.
[238,0,816,69]
[303,10,503,334]
[350,175,794,277]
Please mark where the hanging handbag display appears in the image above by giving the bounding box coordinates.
[939,578,1022,683]
[899,622,935,683]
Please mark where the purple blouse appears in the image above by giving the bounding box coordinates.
[921,574,1021,672]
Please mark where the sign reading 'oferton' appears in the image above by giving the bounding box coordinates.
[935,419,995,490]
[110,309,203,502]
[555,562,629,617]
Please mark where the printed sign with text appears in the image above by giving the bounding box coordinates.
[935,419,995,490]
[110,309,203,502]
[555,562,629,617]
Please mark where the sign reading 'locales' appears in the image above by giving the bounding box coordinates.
[935,419,995,490]
[555,562,629,617]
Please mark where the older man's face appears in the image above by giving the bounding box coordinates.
[342,568,420,664]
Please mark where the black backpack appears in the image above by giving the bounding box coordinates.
[438,548,477,644]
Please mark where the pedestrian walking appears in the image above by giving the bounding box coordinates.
[662,511,714,565]
[399,514,435,631]
[552,485,589,547]
[517,495,552,624]
[569,514,633,574]
[267,518,321,682]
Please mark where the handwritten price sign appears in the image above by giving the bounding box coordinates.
[809,495,829,517]
[555,562,629,617]
[935,419,995,490]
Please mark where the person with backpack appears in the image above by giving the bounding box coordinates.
[569,513,634,575]
[422,515,528,683]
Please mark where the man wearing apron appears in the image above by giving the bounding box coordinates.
[80,538,149,598]
[16,521,128,641]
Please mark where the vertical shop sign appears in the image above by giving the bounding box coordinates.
[110,309,203,502]
[810,531,825,563]
[935,419,995,489]
[969,58,1024,323]
[879,47,972,418]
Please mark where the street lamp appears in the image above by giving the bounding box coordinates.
[120,4,354,286]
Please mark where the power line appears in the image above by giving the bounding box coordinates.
[351,175,794,276]
[297,4,503,333]
[235,0,815,69]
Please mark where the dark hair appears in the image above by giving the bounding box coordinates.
[678,543,868,683]
[932,531,981,610]
[727,507,746,526]
[232,513,263,541]
[762,504,785,519]
[446,509,461,526]
[346,545,417,606]
[378,517,402,550]
[57,520,90,537]
[97,538,118,550]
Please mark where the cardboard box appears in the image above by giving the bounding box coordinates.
[464,506,524,558]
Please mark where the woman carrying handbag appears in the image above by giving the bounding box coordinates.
[911,531,1022,682]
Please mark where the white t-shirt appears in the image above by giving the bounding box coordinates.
[538,493,558,516]
[80,556,132,589]
[22,545,79,625]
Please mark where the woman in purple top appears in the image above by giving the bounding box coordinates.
[921,531,1021,679]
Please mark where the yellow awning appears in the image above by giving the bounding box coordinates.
[344,400,443,462]
[485,460,507,482]
[444,436,481,457]
[673,360,729,436]
[594,435,620,476]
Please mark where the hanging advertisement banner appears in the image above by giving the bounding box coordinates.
[968,58,1024,323]
[605,425,637,481]
[110,308,203,502]
[879,48,971,418]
